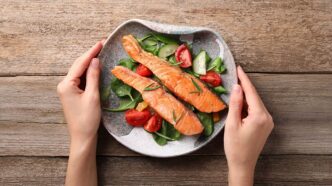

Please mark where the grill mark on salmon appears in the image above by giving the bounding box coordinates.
[122,35,226,113]
[111,66,204,136]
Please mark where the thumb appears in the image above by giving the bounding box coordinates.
[85,58,100,94]
[227,84,243,126]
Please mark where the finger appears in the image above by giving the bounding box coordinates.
[237,66,265,111]
[226,84,243,126]
[85,58,100,94]
[67,41,103,79]
[101,38,106,45]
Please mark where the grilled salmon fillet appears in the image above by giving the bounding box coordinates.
[122,35,226,113]
[111,66,204,136]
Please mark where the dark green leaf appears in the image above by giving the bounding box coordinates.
[207,57,226,73]
[110,78,133,100]
[218,65,226,73]
[152,120,181,146]
[137,34,152,42]
[153,133,168,145]
[196,112,214,136]
[153,120,168,145]
[152,33,178,44]
[213,86,227,94]
[164,120,181,140]
[103,98,136,112]
[103,90,142,112]
[118,58,136,70]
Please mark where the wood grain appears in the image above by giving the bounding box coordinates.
[0,74,331,156]
[0,0,331,76]
[0,156,331,185]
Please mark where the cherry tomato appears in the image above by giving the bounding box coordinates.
[144,114,162,132]
[136,64,153,77]
[125,109,151,126]
[200,71,222,87]
[175,44,192,68]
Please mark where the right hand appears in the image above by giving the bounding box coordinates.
[224,66,274,185]
[57,41,103,146]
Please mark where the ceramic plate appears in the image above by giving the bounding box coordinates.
[98,19,237,157]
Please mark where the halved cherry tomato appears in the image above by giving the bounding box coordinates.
[136,64,153,77]
[200,71,222,87]
[125,109,151,126]
[144,114,162,132]
[175,44,192,68]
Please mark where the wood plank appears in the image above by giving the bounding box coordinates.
[0,155,331,185]
[0,76,65,124]
[0,74,331,156]
[0,0,331,75]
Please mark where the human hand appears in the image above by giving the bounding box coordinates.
[57,41,103,145]
[224,66,274,185]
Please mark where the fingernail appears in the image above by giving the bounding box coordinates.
[101,39,106,45]
[233,84,241,93]
[238,65,244,73]
[90,58,99,69]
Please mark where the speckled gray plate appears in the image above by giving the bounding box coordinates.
[98,19,237,157]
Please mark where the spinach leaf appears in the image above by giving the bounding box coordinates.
[137,34,152,43]
[207,57,226,73]
[153,120,168,146]
[104,90,142,112]
[118,58,135,70]
[152,33,178,44]
[165,120,181,140]
[110,78,134,100]
[196,112,214,136]
[153,120,181,146]
[213,86,227,95]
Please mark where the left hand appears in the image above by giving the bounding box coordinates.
[57,41,103,144]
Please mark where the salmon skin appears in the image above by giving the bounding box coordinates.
[122,35,226,113]
[111,66,204,136]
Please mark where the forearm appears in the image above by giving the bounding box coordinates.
[228,165,254,186]
[66,135,98,186]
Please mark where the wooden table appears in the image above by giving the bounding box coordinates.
[1,1,331,185]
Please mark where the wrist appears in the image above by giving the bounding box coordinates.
[69,134,97,157]
[228,163,255,186]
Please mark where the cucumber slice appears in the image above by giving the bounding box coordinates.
[143,38,158,46]
[144,45,157,53]
[158,43,179,59]
[193,50,210,75]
